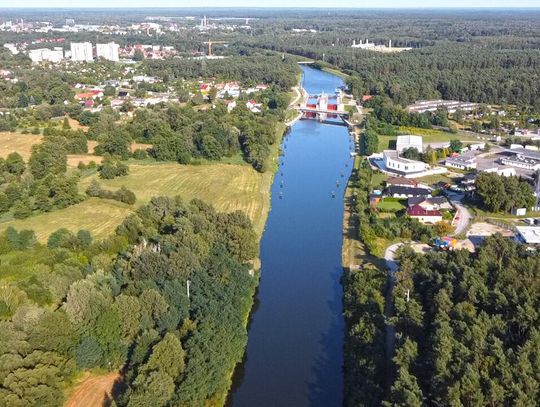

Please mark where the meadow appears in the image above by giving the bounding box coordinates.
[0,161,272,242]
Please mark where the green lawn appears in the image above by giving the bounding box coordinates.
[371,172,388,189]
[377,126,478,152]
[377,198,406,212]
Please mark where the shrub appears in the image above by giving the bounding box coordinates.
[132,149,148,159]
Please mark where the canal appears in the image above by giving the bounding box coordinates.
[228,66,353,407]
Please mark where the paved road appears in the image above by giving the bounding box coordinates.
[447,192,472,236]
[288,86,302,107]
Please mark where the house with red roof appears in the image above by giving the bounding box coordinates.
[75,89,104,101]
[199,83,211,93]
[406,205,442,224]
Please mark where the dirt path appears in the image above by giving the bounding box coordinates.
[65,372,119,407]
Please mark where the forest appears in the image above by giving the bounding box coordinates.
[344,158,540,406]
[0,196,259,406]
[387,236,540,405]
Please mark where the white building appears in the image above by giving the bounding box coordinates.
[28,48,64,63]
[406,100,478,114]
[70,42,93,62]
[445,155,477,170]
[501,148,540,172]
[96,42,119,62]
[482,166,517,177]
[396,135,423,153]
[351,39,375,49]
[3,43,19,55]
[515,226,540,246]
[383,150,428,176]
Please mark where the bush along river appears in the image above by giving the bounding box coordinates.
[228,65,354,407]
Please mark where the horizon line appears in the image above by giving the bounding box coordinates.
[2,6,540,9]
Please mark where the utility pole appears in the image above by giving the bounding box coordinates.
[186,280,191,300]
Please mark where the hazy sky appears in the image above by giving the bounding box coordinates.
[5,0,540,8]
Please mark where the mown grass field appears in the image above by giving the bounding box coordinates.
[0,161,272,243]
[0,132,42,160]
[80,162,272,236]
[0,198,134,242]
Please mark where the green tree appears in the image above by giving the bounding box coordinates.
[4,152,25,175]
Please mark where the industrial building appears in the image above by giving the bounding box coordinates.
[396,135,423,153]
[515,226,540,246]
[445,154,477,170]
[500,148,540,171]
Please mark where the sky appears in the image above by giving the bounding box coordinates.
[3,0,540,8]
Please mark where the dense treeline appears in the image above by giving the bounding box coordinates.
[233,11,540,110]
[143,55,299,91]
[474,172,535,213]
[0,196,259,406]
[342,161,387,406]
[0,135,84,219]
[87,100,285,172]
[387,236,540,405]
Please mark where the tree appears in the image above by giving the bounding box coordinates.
[94,130,131,160]
[13,197,33,219]
[471,120,483,133]
[449,139,463,153]
[4,152,25,175]
[401,147,421,161]
[141,333,185,379]
[361,129,379,155]
[29,141,67,179]
[62,117,71,130]
[99,155,129,179]
[133,49,145,61]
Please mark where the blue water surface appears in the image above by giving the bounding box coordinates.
[229,66,353,407]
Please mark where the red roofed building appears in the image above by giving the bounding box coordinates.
[362,95,373,102]
[199,83,211,92]
[407,205,442,224]
[75,90,104,101]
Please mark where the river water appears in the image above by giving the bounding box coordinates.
[229,66,353,407]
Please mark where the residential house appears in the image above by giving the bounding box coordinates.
[386,185,431,199]
[460,173,476,192]
[407,205,443,224]
[407,196,452,210]
[246,100,262,113]
[386,176,419,188]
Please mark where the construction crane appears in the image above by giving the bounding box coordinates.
[203,40,228,57]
